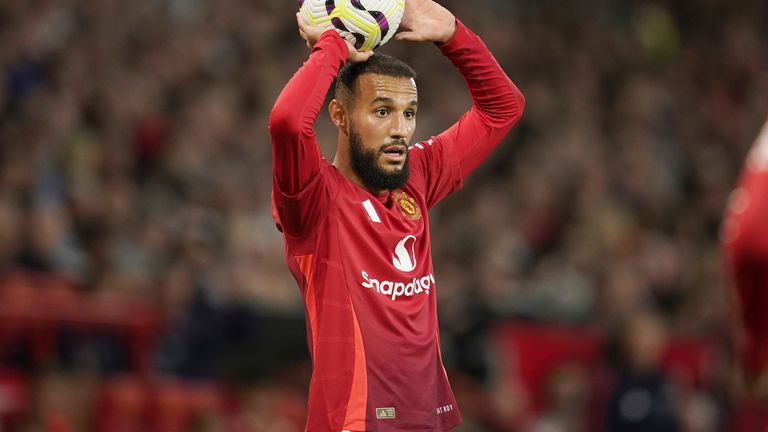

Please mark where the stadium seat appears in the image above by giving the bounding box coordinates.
[94,376,150,432]
[151,379,227,432]
[0,369,29,429]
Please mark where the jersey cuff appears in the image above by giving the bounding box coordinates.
[312,30,349,67]
[435,18,469,51]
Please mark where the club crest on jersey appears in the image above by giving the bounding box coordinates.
[393,191,421,220]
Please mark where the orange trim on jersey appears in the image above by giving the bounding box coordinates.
[343,302,368,430]
[295,254,318,360]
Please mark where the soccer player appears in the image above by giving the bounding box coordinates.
[722,117,768,416]
[268,0,525,430]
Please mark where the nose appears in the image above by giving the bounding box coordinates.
[390,113,409,139]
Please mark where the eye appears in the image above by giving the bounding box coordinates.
[375,108,389,117]
[404,110,416,120]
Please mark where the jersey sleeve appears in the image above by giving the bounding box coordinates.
[408,19,525,209]
[268,31,348,237]
[723,120,768,380]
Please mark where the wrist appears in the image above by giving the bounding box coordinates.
[313,29,349,61]
[439,18,457,43]
[313,28,344,48]
[435,18,460,46]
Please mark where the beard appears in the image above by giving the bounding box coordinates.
[349,127,410,191]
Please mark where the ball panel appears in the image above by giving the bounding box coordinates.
[325,0,336,16]
[298,0,404,50]
[379,1,404,45]
[349,0,367,11]
[338,3,380,50]
[369,10,389,39]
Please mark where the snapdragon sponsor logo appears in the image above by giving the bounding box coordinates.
[361,270,435,301]
[360,234,432,301]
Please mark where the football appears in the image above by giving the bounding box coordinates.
[299,0,405,51]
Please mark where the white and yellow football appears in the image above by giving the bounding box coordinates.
[299,0,405,51]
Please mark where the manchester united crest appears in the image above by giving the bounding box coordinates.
[393,191,421,220]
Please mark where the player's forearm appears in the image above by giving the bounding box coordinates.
[268,31,348,194]
[269,31,347,138]
[434,19,524,178]
[437,20,525,128]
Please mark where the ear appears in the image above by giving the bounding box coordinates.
[328,99,348,133]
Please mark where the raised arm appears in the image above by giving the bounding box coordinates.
[434,20,525,178]
[268,29,348,196]
[270,17,372,235]
[270,15,374,196]
[397,0,525,207]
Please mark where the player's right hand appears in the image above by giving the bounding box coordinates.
[396,0,456,43]
[296,14,373,63]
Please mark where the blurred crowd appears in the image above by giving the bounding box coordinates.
[1,0,767,430]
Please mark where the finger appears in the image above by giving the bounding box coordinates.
[350,50,374,63]
[394,31,422,41]
[296,13,309,32]
[296,14,312,43]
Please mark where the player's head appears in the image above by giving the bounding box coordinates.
[329,54,418,192]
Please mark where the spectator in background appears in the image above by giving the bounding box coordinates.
[531,361,590,432]
[605,310,680,432]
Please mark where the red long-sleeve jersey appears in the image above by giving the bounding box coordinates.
[723,119,768,383]
[269,20,524,432]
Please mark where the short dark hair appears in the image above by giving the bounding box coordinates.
[334,54,416,105]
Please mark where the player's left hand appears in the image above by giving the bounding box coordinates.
[395,0,456,44]
[296,13,373,63]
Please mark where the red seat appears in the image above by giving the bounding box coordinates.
[0,369,29,429]
[492,323,603,413]
[662,338,718,389]
[0,270,161,374]
[151,380,227,432]
[491,322,722,431]
[94,376,149,432]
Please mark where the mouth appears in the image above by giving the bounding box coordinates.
[381,144,407,164]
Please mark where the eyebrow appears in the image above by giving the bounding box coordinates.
[370,96,418,107]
